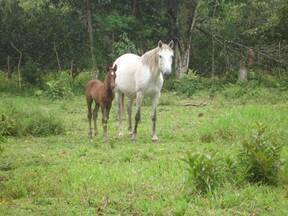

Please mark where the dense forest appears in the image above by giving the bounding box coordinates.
[1,0,288,84]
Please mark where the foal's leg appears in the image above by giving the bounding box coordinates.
[101,105,108,141]
[127,97,134,136]
[93,102,99,136]
[151,92,160,142]
[116,91,124,137]
[132,91,143,141]
[87,98,93,139]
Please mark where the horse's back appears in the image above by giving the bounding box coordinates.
[85,79,103,100]
[114,53,140,96]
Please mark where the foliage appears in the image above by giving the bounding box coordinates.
[22,58,42,85]
[0,102,64,137]
[183,151,225,194]
[72,71,92,94]
[164,75,224,96]
[112,32,139,59]
[0,72,19,94]
[44,72,74,99]
[238,122,284,185]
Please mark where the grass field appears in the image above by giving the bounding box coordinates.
[0,87,288,215]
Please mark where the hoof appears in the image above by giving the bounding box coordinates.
[88,132,93,139]
[152,135,158,142]
[104,133,109,142]
[131,133,137,141]
[128,130,133,137]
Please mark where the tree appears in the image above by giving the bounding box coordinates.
[168,0,201,78]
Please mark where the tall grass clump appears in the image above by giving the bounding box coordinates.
[183,151,226,194]
[44,72,74,99]
[238,122,284,185]
[0,102,64,137]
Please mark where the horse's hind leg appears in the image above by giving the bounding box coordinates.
[127,97,133,136]
[87,98,93,139]
[93,102,99,136]
[132,91,143,141]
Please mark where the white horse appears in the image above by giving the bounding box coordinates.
[113,40,174,141]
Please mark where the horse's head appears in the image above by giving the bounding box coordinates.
[157,40,174,75]
[107,64,117,89]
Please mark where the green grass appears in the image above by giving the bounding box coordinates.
[0,87,287,215]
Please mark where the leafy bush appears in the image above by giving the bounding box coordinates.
[0,102,64,137]
[22,59,42,85]
[163,69,226,96]
[183,151,225,194]
[112,32,139,59]
[238,122,284,185]
[72,72,91,94]
[44,72,74,99]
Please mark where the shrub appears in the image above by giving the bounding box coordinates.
[165,74,224,97]
[22,59,42,85]
[72,71,91,94]
[238,122,284,185]
[44,72,74,99]
[112,32,139,60]
[183,151,225,194]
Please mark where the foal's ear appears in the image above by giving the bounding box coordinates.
[168,40,174,49]
[158,40,163,48]
[113,64,117,72]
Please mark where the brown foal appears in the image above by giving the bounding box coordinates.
[85,65,117,140]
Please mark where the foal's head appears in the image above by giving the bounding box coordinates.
[157,40,174,75]
[106,64,117,89]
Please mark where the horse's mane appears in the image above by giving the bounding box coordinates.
[141,44,172,71]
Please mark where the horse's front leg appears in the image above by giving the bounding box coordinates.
[132,91,144,141]
[151,92,160,142]
[116,91,124,137]
[101,105,108,142]
[127,97,134,136]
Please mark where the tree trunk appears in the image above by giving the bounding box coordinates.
[7,56,11,79]
[10,42,22,88]
[53,41,61,72]
[175,46,190,78]
[238,52,247,82]
[174,1,200,78]
[211,35,215,77]
[238,65,247,82]
[86,0,97,79]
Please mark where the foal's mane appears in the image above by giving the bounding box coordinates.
[141,44,172,71]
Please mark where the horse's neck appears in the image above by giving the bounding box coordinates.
[141,48,161,81]
[104,79,113,99]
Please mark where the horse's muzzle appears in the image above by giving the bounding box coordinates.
[162,69,172,77]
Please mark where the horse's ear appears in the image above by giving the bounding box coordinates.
[158,40,163,48]
[168,40,174,49]
[113,64,117,71]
